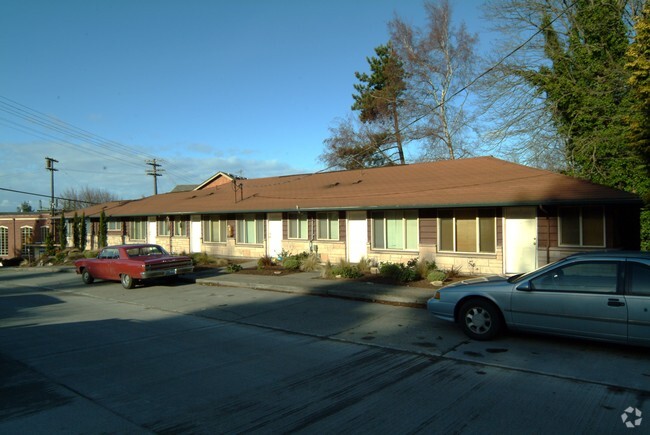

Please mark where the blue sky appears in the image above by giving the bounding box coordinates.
[0,0,492,212]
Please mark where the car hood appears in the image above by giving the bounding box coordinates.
[444,275,510,288]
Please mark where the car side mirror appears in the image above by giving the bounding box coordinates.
[516,282,531,291]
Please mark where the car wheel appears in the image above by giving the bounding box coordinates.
[81,269,94,284]
[459,299,503,340]
[121,274,135,289]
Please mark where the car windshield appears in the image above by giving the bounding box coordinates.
[507,258,567,284]
[126,245,168,257]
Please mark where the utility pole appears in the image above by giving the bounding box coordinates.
[146,159,164,195]
[45,157,58,245]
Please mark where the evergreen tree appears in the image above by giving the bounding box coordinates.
[58,214,67,250]
[80,213,87,251]
[99,210,108,248]
[73,212,81,250]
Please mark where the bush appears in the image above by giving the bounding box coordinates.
[226,263,242,273]
[379,261,419,283]
[282,257,301,271]
[427,270,447,283]
[325,259,362,278]
[257,255,275,269]
[299,253,321,272]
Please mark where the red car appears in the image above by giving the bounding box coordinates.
[74,244,194,289]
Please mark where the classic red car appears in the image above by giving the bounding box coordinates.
[74,244,194,289]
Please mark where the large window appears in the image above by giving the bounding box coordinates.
[21,226,33,255]
[203,216,227,243]
[157,220,170,236]
[40,226,50,243]
[0,226,7,256]
[107,220,122,231]
[174,219,188,237]
[439,209,496,253]
[317,212,339,240]
[130,220,146,240]
[372,210,418,250]
[288,212,308,239]
[559,206,604,247]
[236,214,264,244]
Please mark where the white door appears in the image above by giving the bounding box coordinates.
[147,217,157,244]
[267,213,283,259]
[190,215,202,253]
[347,211,368,263]
[504,207,537,274]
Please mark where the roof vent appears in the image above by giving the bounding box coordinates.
[352,179,363,184]
[327,182,340,188]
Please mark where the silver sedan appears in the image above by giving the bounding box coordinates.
[427,251,650,346]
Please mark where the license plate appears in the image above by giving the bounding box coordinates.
[164,269,176,276]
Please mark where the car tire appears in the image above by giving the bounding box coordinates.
[81,269,94,285]
[459,299,503,341]
[121,274,135,289]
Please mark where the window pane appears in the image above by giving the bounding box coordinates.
[318,216,328,238]
[479,216,495,253]
[629,262,650,295]
[405,211,418,250]
[372,212,385,249]
[582,207,604,246]
[530,262,618,293]
[385,211,403,249]
[246,217,255,243]
[256,218,264,243]
[455,209,476,252]
[329,215,339,240]
[560,208,580,245]
[439,212,453,251]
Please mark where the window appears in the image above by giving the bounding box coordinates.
[317,212,339,240]
[130,220,146,240]
[21,226,33,255]
[559,206,604,247]
[174,219,188,237]
[203,216,227,243]
[157,220,170,236]
[627,262,650,296]
[439,209,495,253]
[529,261,619,293]
[372,210,418,250]
[288,212,308,239]
[107,220,122,231]
[41,226,50,243]
[0,226,7,256]
[98,248,119,259]
[236,214,264,244]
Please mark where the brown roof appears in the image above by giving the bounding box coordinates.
[78,157,642,218]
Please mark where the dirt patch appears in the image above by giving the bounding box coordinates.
[236,266,302,276]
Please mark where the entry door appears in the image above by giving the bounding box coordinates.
[504,207,537,274]
[267,213,283,259]
[147,217,157,244]
[190,215,202,253]
[347,211,368,263]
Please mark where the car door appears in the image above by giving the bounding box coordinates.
[510,260,628,341]
[625,260,650,346]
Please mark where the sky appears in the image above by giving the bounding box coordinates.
[0,0,494,212]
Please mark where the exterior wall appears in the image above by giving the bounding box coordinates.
[0,213,52,260]
[71,203,640,276]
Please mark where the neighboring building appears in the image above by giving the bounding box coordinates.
[70,157,643,275]
[0,212,52,261]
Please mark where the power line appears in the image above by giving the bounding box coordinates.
[0,187,97,205]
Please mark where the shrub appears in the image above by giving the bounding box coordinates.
[427,270,447,283]
[299,253,321,272]
[257,255,275,269]
[356,257,371,274]
[226,263,242,273]
[445,264,463,278]
[282,257,301,270]
[379,261,419,283]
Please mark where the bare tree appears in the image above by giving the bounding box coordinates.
[61,186,118,211]
[389,0,480,160]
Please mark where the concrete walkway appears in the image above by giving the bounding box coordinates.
[193,264,439,307]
